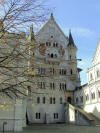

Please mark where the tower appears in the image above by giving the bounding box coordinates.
[67,30,79,86]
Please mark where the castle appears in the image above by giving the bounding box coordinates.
[0,14,100,131]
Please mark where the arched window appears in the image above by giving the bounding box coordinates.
[43,97,45,104]
[80,96,83,103]
[97,70,100,78]
[69,55,72,60]
[48,53,50,57]
[91,92,95,100]
[90,73,93,80]
[67,97,72,104]
[51,53,53,58]
[54,54,57,58]
[85,94,89,101]
[53,98,55,104]
[76,97,78,104]
[71,69,73,75]
[98,91,100,98]
[60,97,62,104]
[37,97,40,104]
[50,97,52,104]
[53,43,55,47]
[27,86,31,95]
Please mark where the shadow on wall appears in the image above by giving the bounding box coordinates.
[93,106,100,119]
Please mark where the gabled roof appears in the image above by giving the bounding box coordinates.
[36,13,69,41]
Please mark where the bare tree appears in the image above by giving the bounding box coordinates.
[0,0,50,98]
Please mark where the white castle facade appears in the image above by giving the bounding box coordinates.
[0,14,100,131]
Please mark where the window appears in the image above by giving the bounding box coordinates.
[90,73,93,80]
[76,97,78,104]
[85,94,89,101]
[59,69,67,75]
[37,97,40,104]
[53,42,58,47]
[54,54,57,58]
[59,83,67,90]
[53,98,55,104]
[51,53,53,58]
[91,92,95,100]
[50,97,52,104]
[50,83,55,90]
[67,97,72,104]
[71,69,73,75]
[48,53,50,58]
[43,97,45,104]
[46,42,51,46]
[54,113,58,119]
[38,68,45,75]
[53,43,55,47]
[50,68,55,75]
[27,86,31,95]
[60,97,62,104]
[97,70,100,78]
[98,91,100,98]
[80,96,83,103]
[38,82,45,89]
[36,113,40,119]
[69,55,72,60]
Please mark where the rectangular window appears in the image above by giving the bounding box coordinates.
[38,68,45,75]
[98,91,100,98]
[54,113,58,119]
[50,97,52,104]
[36,113,40,119]
[50,83,55,90]
[37,97,40,104]
[53,98,55,104]
[43,97,45,104]
[38,82,45,89]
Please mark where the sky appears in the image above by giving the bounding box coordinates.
[44,0,100,85]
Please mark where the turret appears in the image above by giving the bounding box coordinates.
[27,25,37,72]
[28,25,35,42]
[67,30,77,61]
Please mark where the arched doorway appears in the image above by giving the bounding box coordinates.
[67,97,72,104]
[26,112,29,125]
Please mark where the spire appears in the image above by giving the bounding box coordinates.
[69,29,75,45]
[67,29,77,49]
[28,24,35,41]
[50,13,54,20]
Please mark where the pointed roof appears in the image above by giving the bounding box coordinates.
[28,25,35,41]
[36,13,69,41]
[92,38,100,64]
[67,30,77,48]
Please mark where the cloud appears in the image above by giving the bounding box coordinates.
[63,27,96,38]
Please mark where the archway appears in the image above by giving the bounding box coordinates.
[26,112,29,125]
[67,97,72,104]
